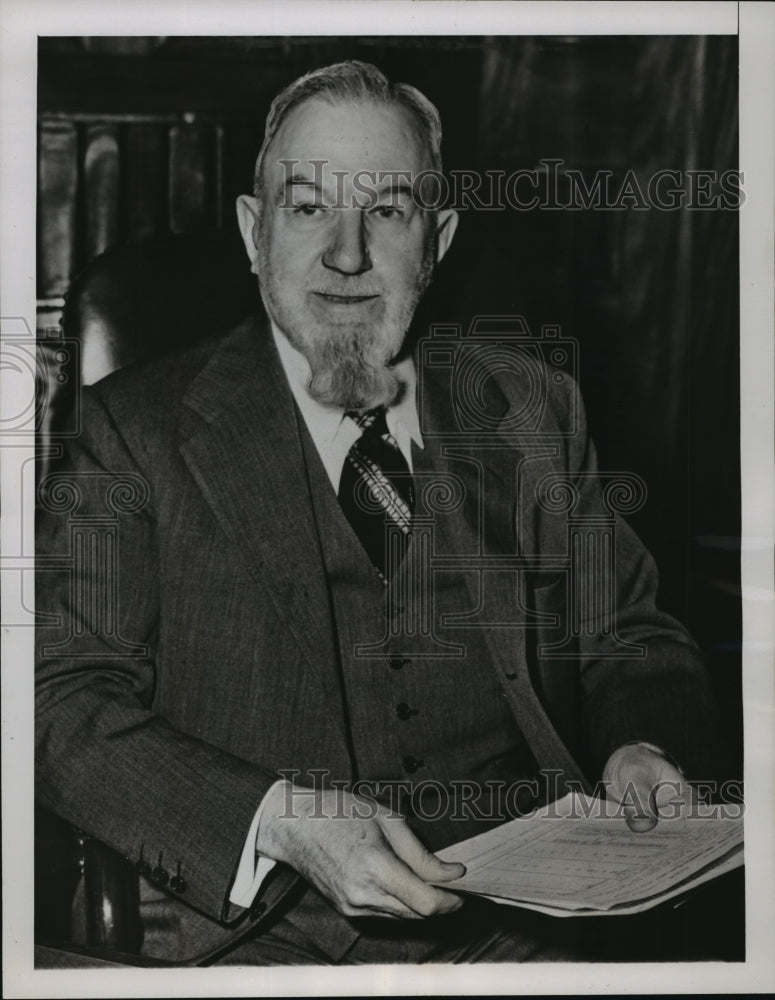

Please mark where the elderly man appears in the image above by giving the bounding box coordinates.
[36,60,716,965]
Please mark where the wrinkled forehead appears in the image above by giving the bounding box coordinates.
[260,96,433,195]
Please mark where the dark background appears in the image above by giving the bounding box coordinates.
[37,34,742,779]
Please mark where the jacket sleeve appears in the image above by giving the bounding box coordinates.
[35,387,290,925]
[529,373,722,783]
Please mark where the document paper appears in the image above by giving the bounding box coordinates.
[435,793,744,917]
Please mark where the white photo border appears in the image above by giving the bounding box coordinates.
[2,1,772,996]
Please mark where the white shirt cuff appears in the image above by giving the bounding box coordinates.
[229,779,286,908]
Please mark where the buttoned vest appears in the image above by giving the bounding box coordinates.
[297,413,538,851]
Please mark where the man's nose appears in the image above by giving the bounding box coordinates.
[322,210,372,276]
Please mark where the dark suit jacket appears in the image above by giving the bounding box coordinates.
[35,311,717,961]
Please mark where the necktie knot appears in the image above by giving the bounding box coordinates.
[346,406,389,437]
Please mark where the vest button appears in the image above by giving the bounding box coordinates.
[389,657,409,670]
[396,702,418,721]
[403,755,424,774]
[170,861,186,893]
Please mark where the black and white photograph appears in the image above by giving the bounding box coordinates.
[2,2,773,996]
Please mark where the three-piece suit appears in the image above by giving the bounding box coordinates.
[35,311,716,963]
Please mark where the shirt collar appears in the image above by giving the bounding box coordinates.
[270,320,423,450]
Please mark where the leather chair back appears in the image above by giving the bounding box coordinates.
[62,229,258,384]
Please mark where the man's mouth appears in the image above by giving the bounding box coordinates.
[313,292,379,304]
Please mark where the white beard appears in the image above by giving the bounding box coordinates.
[298,323,404,411]
[257,234,436,411]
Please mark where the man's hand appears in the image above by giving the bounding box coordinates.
[602,743,695,832]
[255,783,465,920]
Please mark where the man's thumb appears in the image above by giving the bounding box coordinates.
[624,806,658,833]
[623,783,659,832]
[380,817,466,880]
[408,848,465,882]
[432,859,467,882]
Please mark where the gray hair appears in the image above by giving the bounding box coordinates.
[253,60,443,203]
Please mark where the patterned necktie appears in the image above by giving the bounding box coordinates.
[338,407,414,583]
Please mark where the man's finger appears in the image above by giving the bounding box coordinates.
[372,845,463,917]
[616,779,658,832]
[624,806,658,833]
[394,879,463,917]
[623,777,697,830]
[359,892,425,920]
[379,815,466,882]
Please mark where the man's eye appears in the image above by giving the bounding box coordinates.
[293,203,326,216]
[372,205,404,219]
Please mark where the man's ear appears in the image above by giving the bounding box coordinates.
[435,208,459,265]
[236,195,261,274]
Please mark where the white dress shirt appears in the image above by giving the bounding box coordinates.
[229,322,424,907]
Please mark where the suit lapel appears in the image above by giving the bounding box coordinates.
[178,314,348,750]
